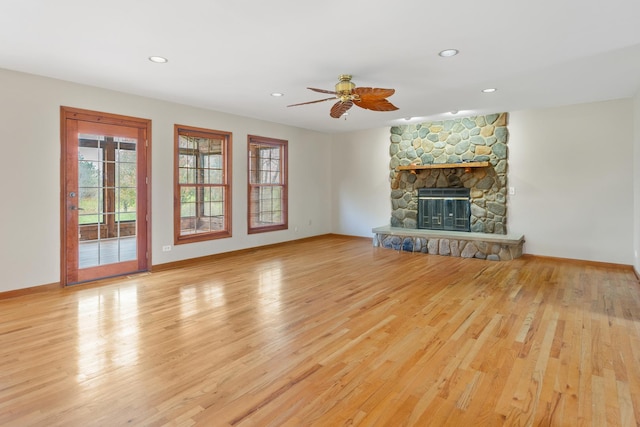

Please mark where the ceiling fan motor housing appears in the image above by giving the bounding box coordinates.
[335,75,355,93]
[335,75,357,102]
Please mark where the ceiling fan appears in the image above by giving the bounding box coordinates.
[287,74,399,118]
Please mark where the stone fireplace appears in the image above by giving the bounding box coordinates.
[390,113,509,234]
[373,112,525,260]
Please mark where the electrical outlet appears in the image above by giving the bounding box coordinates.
[508,187,516,196]
[162,245,171,252]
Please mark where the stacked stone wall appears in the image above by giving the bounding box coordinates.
[389,113,509,234]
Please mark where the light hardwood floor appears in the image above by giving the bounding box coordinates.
[1,235,639,426]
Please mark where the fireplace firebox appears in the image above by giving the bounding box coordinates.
[417,188,470,231]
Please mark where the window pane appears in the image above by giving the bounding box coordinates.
[115,147,136,163]
[179,154,194,167]
[179,135,195,150]
[201,140,222,155]
[116,157,136,218]
[205,169,223,184]
[180,186,196,227]
[116,188,136,218]
[179,167,196,184]
[181,202,196,217]
[79,161,102,189]
[196,215,211,233]
[117,210,136,223]
[79,187,100,215]
[116,161,136,188]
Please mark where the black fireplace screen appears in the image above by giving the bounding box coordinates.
[417,188,470,231]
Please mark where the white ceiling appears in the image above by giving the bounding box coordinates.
[2,0,640,133]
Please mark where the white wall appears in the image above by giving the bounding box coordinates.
[0,68,332,292]
[330,128,390,236]
[508,100,633,264]
[634,91,640,275]
[333,100,635,265]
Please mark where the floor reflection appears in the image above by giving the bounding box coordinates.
[76,285,139,385]
[180,282,226,320]
[258,263,282,317]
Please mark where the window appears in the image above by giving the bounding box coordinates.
[174,125,232,244]
[248,135,287,234]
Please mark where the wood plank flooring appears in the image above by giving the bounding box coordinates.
[1,235,640,426]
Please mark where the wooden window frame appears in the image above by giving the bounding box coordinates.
[247,135,288,234]
[174,124,232,244]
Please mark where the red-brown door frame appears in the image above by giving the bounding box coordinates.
[60,107,152,286]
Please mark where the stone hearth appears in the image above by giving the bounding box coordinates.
[373,226,524,261]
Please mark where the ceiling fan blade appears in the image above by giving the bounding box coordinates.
[353,87,398,111]
[308,87,338,95]
[330,100,353,118]
[287,97,336,107]
[354,97,399,112]
[353,87,396,100]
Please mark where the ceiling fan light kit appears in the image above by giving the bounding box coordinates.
[287,74,398,119]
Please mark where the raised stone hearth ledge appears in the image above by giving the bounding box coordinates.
[372,226,524,261]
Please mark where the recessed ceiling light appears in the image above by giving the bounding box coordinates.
[271,92,284,97]
[438,49,459,57]
[148,56,168,63]
[482,88,497,93]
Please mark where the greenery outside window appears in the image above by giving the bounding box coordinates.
[248,135,287,234]
[175,125,232,244]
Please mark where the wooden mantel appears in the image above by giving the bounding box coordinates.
[392,161,490,188]
[396,161,490,174]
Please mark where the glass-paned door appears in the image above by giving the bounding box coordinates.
[61,108,150,285]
